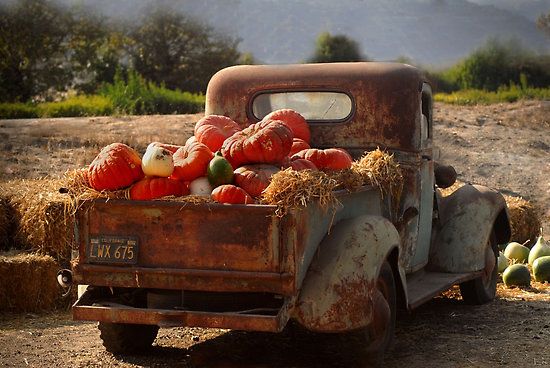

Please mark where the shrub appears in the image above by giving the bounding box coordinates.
[424,70,459,93]
[440,39,550,91]
[100,69,205,115]
[0,103,39,119]
[38,95,113,117]
[147,84,205,114]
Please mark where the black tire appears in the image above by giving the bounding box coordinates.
[459,232,498,305]
[98,322,159,354]
[343,261,397,367]
[358,261,397,365]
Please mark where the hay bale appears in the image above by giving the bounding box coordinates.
[0,178,74,262]
[0,251,61,312]
[504,195,541,246]
[0,195,13,250]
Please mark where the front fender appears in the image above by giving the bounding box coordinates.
[429,184,510,273]
[291,215,401,333]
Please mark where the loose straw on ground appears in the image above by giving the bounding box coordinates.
[439,180,464,197]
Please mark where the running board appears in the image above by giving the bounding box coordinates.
[406,270,483,310]
[73,289,289,332]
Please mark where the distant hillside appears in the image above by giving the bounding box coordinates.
[469,0,550,21]
[49,0,550,66]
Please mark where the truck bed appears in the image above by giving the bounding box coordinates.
[73,188,384,296]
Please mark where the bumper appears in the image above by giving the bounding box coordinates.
[73,288,290,332]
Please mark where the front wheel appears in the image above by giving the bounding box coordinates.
[459,232,498,305]
[98,322,159,354]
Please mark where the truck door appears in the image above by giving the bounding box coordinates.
[409,84,435,270]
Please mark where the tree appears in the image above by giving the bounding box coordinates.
[67,8,125,94]
[537,12,550,38]
[0,0,123,101]
[0,0,72,101]
[451,38,550,91]
[239,52,257,65]
[308,32,365,63]
[128,7,241,93]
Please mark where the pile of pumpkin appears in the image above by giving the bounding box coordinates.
[85,109,354,204]
[498,232,550,286]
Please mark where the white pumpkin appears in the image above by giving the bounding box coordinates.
[142,143,174,177]
[528,234,550,266]
[189,176,213,196]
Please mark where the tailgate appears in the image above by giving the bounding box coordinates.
[76,199,282,272]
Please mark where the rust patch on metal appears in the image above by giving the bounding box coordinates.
[73,264,295,295]
[323,278,375,331]
[73,300,287,332]
[82,200,281,272]
[293,278,376,332]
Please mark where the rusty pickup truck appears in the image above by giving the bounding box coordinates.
[65,62,511,361]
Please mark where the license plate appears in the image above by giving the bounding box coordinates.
[88,236,138,265]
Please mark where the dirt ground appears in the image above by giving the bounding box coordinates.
[0,101,549,367]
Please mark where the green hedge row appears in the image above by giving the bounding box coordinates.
[434,85,550,105]
[0,77,205,119]
[0,96,114,119]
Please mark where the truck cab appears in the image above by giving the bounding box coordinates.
[68,62,511,362]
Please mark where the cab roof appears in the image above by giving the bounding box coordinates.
[205,62,428,152]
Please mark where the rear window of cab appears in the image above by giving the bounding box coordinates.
[252,91,353,122]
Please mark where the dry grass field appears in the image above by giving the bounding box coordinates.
[0,101,549,367]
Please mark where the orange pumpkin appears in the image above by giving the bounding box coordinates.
[221,120,293,168]
[151,141,182,154]
[171,140,214,182]
[211,184,254,204]
[283,158,318,171]
[130,177,189,200]
[234,164,280,197]
[194,115,241,152]
[263,109,310,143]
[292,148,353,170]
[88,143,144,191]
[289,138,311,156]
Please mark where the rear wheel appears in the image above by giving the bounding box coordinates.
[348,261,397,366]
[356,261,397,365]
[98,322,159,354]
[459,232,498,305]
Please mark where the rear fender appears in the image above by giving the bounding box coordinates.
[429,184,510,273]
[291,215,403,333]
